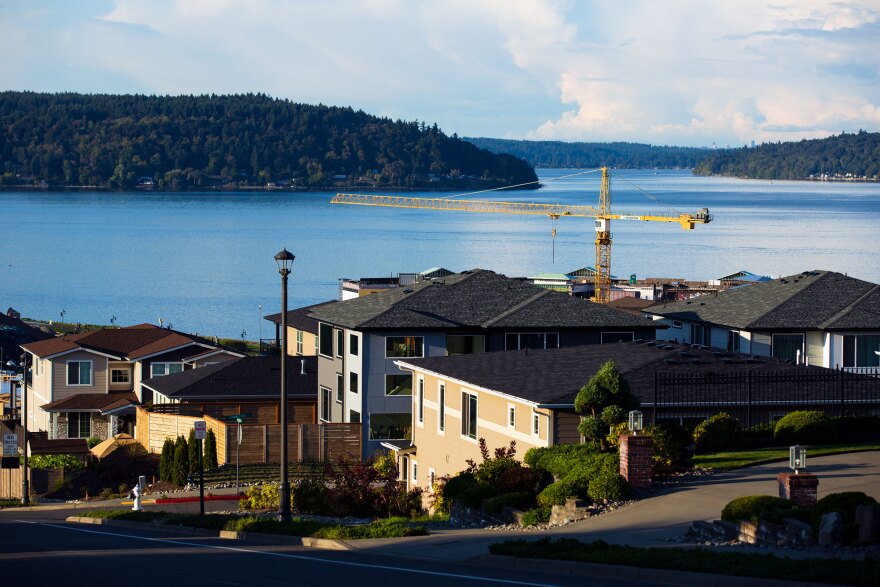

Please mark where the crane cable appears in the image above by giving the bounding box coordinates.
[445,168,604,199]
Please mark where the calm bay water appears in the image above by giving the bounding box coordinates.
[1,169,878,339]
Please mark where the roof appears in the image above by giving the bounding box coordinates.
[530,273,571,281]
[21,323,220,360]
[606,297,658,317]
[28,437,89,455]
[646,271,880,331]
[398,341,821,406]
[0,312,53,364]
[264,300,337,335]
[309,269,651,331]
[142,355,318,400]
[41,392,139,413]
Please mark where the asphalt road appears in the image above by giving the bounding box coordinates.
[0,513,673,587]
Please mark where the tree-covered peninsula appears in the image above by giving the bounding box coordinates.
[693,131,880,181]
[465,137,712,169]
[0,92,537,190]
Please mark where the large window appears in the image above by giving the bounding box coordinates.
[691,324,710,346]
[504,332,559,350]
[336,329,344,357]
[67,361,92,386]
[385,336,424,358]
[296,330,303,355]
[727,330,741,353]
[438,383,445,432]
[110,368,131,383]
[385,375,412,396]
[843,334,880,368]
[67,412,91,438]
[151,362,183,377]
[349,372,359,394]
[336,373,344,403]
[446,335,485,356]
[349,333,359,356]
[369,413,411,440]
[461,392,477,439]
[319,323,333,357]
[320,387,331,422]
[772,334,804,362]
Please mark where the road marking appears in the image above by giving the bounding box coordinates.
[19,521,559,587]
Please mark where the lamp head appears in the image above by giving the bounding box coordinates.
[274,248,295,275]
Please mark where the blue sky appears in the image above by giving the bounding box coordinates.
[2,0,878,147]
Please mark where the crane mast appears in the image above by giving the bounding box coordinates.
[331,167,711,303]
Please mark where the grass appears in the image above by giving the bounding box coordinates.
[489,538,880,586]
[0,499,29,508]
[692,443,880,470]
[79,510,424,539]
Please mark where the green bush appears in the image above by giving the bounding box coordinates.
[523,444,602,478]
[521,506,551,526]
[721,495,796,523]
[442,473,479,504]
[645,424,686,469]
[372,451,397,477]
[537,478,583,507]
[187,428,200,474]
[159,438,174,482]
[313,518,428,539]
[774,411,838,445]
[812,492,877,527]
[240,483,280,510]
[486,491,534,514]
[172,436,189,486]
[25,454,84,471]
[86,437,102,449]
[587,472,630,501]
[693,413,742,452]
[496,466,548,495]
[291,478,327,514]
[204,429,218,470]
[473,456,519,486]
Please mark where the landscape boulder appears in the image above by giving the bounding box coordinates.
[818,512,844,546]
[855,503,880,544]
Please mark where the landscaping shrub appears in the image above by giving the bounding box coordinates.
[159,438,174,482]
[645,423,687,470]
[187,428,200,474]
[313,518,428,539]
[204,429,218,470]
[430,476,451,514]
[172,436,189,486]
[523,444,603,478]
[86,437,102,449]
[812,492,877,527]
[834,416,880,443]
[372,451,397,477]
[587,471,630,502]
[291,478,327,514]
[486,491,533,514]
[382,483,424,518]
[436,472,477,506]
[25,454,84,472]
[774,410,838,445]
[240,482,280,510]
[496,466,548,495]
[537,476,585,507]
[574,361,638,446]
[743,423,775,447]
[693,413,742,452]
[721,495,796,523]
[521,506,551,526]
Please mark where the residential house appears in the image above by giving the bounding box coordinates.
[306,268,660,457]
[264,301,337,357]
[394,340,878,490]
[646,270,880,370]
[20,324,241,442]
[338,268,455,300]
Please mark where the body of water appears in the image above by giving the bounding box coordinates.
[1,169,878,339]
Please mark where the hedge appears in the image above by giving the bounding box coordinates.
[774,411,838,445]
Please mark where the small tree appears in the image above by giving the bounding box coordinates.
[187,428,200,474]
[172,435,189,486]
[575,361,637,446]
[204,429,218,469]
[159,437,175,482]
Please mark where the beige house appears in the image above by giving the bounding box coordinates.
[21,324,240,444]
[264,301,336,357]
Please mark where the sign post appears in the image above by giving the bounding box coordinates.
[236,418,243,494]
[2,433,18,469]
[194,421,206,515]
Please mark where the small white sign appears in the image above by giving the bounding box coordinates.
[194,421,206,440]
[3,433,18,457]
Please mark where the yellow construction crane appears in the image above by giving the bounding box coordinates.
[331,167,711,303]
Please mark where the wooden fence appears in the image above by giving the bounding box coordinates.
[135,407,227,463]
[0,466,23,499]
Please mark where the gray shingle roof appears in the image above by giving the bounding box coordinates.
[264,300,337,335]
[308,269,650,330]
[646,271,880,330]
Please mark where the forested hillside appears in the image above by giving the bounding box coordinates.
[694,131,880,180]
[0,92,537,190]
[465,137,711,169]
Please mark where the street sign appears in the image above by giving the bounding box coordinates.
[3,433,17,457]
[194,420,206,440]
[223,413,252,421]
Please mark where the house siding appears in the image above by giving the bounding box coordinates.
[51,351,108,402]
[552,410,582,445]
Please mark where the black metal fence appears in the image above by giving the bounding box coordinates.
[650,367,880,428]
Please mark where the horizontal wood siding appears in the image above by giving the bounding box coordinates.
[51,351,108,400]
[553,410,582,445]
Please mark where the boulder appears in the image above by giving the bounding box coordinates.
[855,503,880,544]
[818,512,844,546]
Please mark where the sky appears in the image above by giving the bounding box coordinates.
[2,0,879,147]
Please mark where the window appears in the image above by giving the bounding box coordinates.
[671,320,682,329]
[446,335,485,356]
[67,361,92,386]
[461,392,477,439]
[320,387,331,422]
[772,334,804,362]
[110,368,130,383]
[690,324,710,346]
[533,413,540,436]
[296,330,303,355]
[349,372,359,394]
[369,413,411,440]
[402,456,409,481]
[385,374,412,396]
[438,383,445,432]
[508,405,516,429]
[336,373,343,403]
[151,362,183,377]
[349,410,361,423]
[385,336,424,358]
[727,330,741,353]
[336,329,344,357]
[417,379,424,425]
[412,461,419,485]
[601,332,634,343]
[349,333,359,356]
[319,323,333,357]
[67,412,91,438]
[843,335,880,367]
[504,332,559,350]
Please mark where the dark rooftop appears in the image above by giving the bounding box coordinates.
[41,392,139,413]
[264,301,337,335]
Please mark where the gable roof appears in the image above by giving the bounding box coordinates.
[309,269,650,331]
[142,355,318,400]
[397,341,822,406]
[646,271,880,331]
[0,312,53,363]
[264,300,338,335]
[41,391,139,413]
[21,323,221,360]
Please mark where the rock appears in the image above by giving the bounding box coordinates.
[818,512,844,546]
[855,503,880,544]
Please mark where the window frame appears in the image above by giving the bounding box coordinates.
[296,330,303,355]
[67,412,91,438]
[671,320,683,329]
[437,382,445,433]
[445,334,486,356]
[151,362,183,377]
[416,378,424,426]
[533,412,540,436]
[385,336,424,358]
[318,323,333,358]
[461,391,477,440]
[349,371,359,394]
[727,330,741,353]
[385,374,413,396]
[349,333,359,356]
[320,386,331,422]
[508,403,516,430]
[600,331,635,344]
[504,332,560,351]
[336,372,344,404]
[110,368,131,384]
[66,360,92,386]
[336,329,344,358]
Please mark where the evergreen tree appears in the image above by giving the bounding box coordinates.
[187,428,200,474]
[575,361,638,445]
[159,437,175,482]
[172,436,189,486]
[204,429,218,470]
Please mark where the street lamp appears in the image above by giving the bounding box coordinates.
[20,352,29,506]
[258,304,263,352]
[628,410,644,434]
[274,248,295,523]
[789,445,806,474]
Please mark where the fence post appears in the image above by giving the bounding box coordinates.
[652,372,657,426]
[839,368,845,418]
[746,371,752,429]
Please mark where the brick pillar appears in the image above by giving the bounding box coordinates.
[619,434,653,490]
[777,472,819,507]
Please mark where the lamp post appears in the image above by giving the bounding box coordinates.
[628,410,644,434]
[789,445,806,474]
[274,248,295,523]
[20,352,29,506]
[259,304,263,352]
